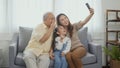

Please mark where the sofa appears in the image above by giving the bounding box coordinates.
[9,26,102,68]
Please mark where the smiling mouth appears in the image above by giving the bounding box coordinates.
[65,22,68,25]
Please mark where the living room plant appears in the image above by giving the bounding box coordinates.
[103,46,120,68]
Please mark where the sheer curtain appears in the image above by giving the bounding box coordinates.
[0,0,54,39]
[1,0,103,40]
[0,0,7,35]
[0,0,6,33]
[11,0,54,32]
[0,0,11,40]
[55,0,103,40]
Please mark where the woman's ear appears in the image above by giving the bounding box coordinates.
[57,32,59,35]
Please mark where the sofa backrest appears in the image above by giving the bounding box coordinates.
[18,27,33,52]
[78,27,89,51]
[18,26,89,52]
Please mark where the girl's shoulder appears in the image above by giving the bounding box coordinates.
[64,36,71,41]
[55,36,60,41]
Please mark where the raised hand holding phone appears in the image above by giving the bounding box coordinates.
[85,3,94,15]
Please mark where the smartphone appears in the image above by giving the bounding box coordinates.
[85,3,91,9]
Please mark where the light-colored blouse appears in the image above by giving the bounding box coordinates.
[55,36,71,54]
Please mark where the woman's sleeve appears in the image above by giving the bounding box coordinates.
[62,38,71,54]
[73,21,83,31]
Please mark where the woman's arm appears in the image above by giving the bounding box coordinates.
[80,8,94,27]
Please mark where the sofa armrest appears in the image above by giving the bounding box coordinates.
[9,33,18,65]
[88,42,102,65]
[88,42,101,55]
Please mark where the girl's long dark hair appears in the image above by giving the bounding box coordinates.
[51,28,58,50]
[51,25,64,50]
[57,13,73,38]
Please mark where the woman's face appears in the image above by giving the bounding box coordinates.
[46,13,55,27]
[59,15,69,27]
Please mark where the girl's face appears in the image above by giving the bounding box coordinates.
[59,15,69,27]
[57,25,67,36]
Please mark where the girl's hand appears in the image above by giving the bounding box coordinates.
[61,52,65,56]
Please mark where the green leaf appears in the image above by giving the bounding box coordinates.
[103,46,120,61]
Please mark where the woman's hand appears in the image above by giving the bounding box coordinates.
[89,8,94,15]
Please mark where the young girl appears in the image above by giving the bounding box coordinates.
[52,25,71,68]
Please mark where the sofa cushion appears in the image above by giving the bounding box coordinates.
[15,53,25,66]
[82,52,96,65]
[49,60,54,68]
[18,27,33,52]
[78,27,88,51]
[49,52,96,67]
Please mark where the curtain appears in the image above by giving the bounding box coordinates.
[55,0,103,39]
[0,0,7,33]
[0,0,11,40]
[11,0,54,32]
[1,0,103,40]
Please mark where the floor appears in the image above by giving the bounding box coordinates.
[102,66,110,68]
[0,67,9,68]
[0,66,110,68]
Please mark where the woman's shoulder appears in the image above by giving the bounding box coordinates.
[72,21,81,26]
